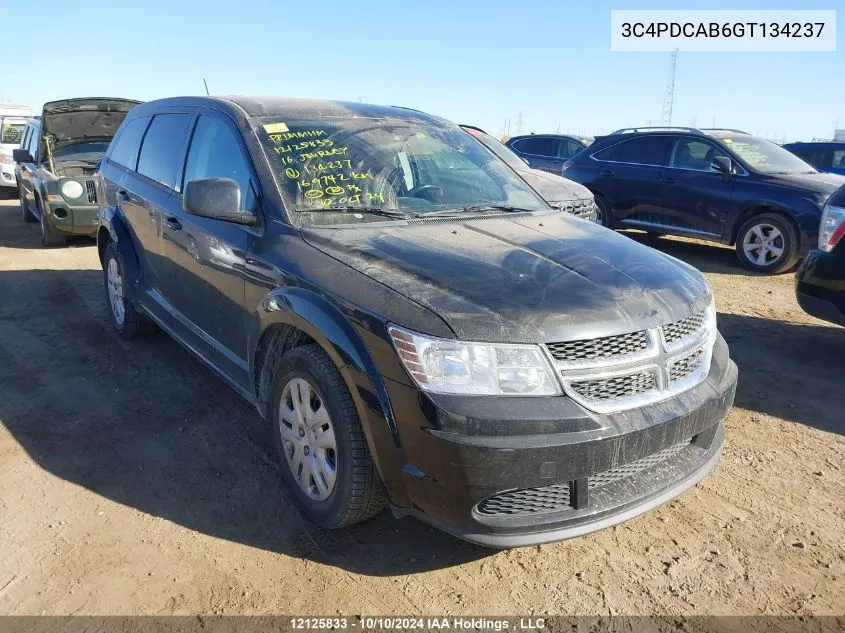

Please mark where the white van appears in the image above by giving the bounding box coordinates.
[1,105,33,191]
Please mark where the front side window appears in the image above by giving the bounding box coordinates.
[110,116,150,170]
[669,138,727,172]
[137,113,192,189]
[27,125,39,158]
[594,136,671,166]
[832,150,845,169]
[559,139,583,159]
[514,137,559,157]
[713,135,816,175]
[256,116,547,225]
[183,115,256,211]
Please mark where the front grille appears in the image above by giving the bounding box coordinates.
[662,311,704,344]
[669,348,704,382]
[476,482,571,517]
[547,330,647,363]
[556,199,596,219]
[570,370,656,402]
[86,180,97,204]
[590,441,690,490]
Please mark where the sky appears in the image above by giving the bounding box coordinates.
[2,0,842,142]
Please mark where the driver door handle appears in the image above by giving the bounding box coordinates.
[600,169,615,177]
[165,216,182,231]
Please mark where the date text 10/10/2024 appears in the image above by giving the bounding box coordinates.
[289,617,547,630]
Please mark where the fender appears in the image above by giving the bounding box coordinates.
[250,286,398,440]
[98,206,142,301]
[727,198,805,246]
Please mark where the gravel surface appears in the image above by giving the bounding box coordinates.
[0,197,843,616]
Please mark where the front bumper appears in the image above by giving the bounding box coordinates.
[385,335,737,547]
[795,249,845,327]
[44,200,99,236]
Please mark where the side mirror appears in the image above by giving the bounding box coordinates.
[12,149,33,163]
[183,177,256,226]
[711,156,733,180]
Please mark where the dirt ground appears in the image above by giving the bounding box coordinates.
[0,196,843,617]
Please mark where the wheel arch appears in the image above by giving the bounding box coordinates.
[730,203,801,249]
[98,206,142,298]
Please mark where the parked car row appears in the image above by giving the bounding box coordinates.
[8,94,739,547]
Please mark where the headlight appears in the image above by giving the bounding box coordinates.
[61,180,84,199]
[0,154,13,165]
[819,204,845,252]
[388,325,562,396]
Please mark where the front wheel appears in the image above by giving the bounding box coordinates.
[269,344,386,529]
[735,213,799,274]
[37,200,65,247]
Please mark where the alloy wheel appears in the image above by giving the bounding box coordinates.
[107,258,125,327]
[742,223,784,267]
[278,377,338,501]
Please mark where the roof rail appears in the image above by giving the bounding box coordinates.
[699,128,750,135]
[610,126,705,136]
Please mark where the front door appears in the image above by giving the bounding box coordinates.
[17,123,40,212]
[160,111,257,389]
[655,137,733,238]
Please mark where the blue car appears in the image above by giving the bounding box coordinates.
[562,127,845,274]
[784,142,845,176]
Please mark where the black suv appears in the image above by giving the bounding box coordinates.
[563,127,845,273]
[96,97,737,547]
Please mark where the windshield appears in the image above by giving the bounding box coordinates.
[256,116,548,224]
[714,135,816,175]
[50,140,111,163]
[462,127,528,172]
[1,122,25,144]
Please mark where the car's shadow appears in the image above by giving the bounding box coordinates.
[0,264,489,576]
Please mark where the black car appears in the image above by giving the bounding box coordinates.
[795,185,845,326]
[460,125,598,221]
[563,127,845,274]
[506,134,591,173]
[96,97,737,547]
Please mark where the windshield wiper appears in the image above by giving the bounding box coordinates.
[416,204,535,218]
[298,206,413,220]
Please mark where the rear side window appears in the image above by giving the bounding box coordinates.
[513,137,560,157]
[137,113,192,190]
[593,136,671,166]
[183,115,256,211]
[109,116,150,170]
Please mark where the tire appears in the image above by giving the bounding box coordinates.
[18,183,37,223]
[269,344,386,529]
[735,213,799,274]
[594,195,612,228]
[37,198,65,247]
[103,242,156,339]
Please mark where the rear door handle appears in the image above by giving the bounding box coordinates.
[165,216,182,231]
[600,169,614,177]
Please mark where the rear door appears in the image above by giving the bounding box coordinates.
[125,111,194,318]
[510,136,563,172]
[589,134,671,225]
[160,110,257,387]
[655,136,733,238]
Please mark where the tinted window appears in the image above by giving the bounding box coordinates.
[183,115,256,211]
[19,127,30,150]
[110,116,150,169]
[137,113,192,190]
[669,138,727,171]
[27,125,39,158]
[594,136,671,166]
[832,150,845,169]
[559,140,583,159]
[514,137,560,157]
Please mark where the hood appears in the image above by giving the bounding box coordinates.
[763,171,845,196]
[521,168,592,203]
[301,213,710,343]
[42,98,140,145]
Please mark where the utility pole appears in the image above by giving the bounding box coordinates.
[661,49,678,126]
[202,78,210,96]
[516,112,523,135]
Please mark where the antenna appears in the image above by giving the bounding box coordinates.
[661,49,678,126]
[202,78,210,96]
